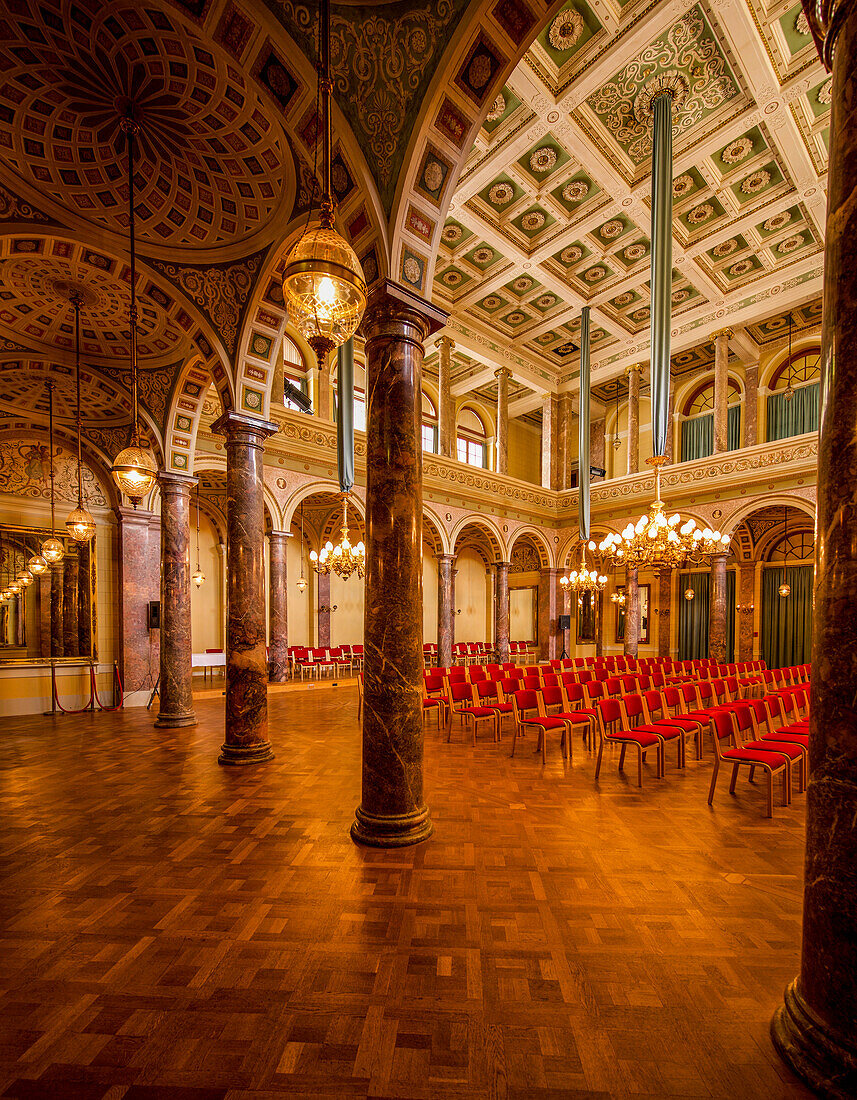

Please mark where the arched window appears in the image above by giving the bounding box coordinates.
[422,392,437,453]
[457,406,487,468]
[680,377,741,461]
[767,529,814,563]
[283,336,311,413]
[767,348,821,442]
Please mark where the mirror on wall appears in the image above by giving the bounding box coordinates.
[0,525,97,662]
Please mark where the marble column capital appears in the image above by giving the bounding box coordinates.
[436,334,455,352]
[268,530,293,540]
[363,279,447,347]
[709,551,729,567]
[436,553,456,565]
[624,362,644,376]
[539,566,562,578]
[157,470,198,494]
[712,328,733,343]
[211,410,278,448]
[494,367,512,380]
[116,505,157,529]
[494,560,512,570]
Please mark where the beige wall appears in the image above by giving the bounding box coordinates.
[423,548,438,643]
[455,548,492,642]
[510,585,536,641]
[508,419,541,484]
[190,512,223,653]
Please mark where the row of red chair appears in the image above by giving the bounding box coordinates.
[290,645,364,678]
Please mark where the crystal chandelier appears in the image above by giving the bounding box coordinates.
[310,494,364,580]
[560,541,607,603]
[66,293,96,543]
[599,455,729,569]
[111,116,157,506]
[41,381,64,566]
[282,0,366,374]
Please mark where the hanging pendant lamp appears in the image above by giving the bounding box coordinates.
[65,293,96,542]
[192,481,205,588]
[784,313,795,403]
[779,505,791,597]
[611,380,621,449]
[296,501,308,593]
[282,0,366,373]
[111,117,157,506]
[41,381,64,566]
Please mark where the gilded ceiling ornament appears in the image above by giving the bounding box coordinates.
[673,173,695,197]
[714,238,739,257]
[777,234,805,254]
[548,9,585,52]
[687,203,715,224]
[486,93,506,122]
[505,311,526,324]
[513,277,532,291]
[624,243,647,261]
[672,288,690,303]
[614,292,634,307]
[521,211,546,230]
[729,259,754,276]
[472,247,495,264]
[584,266,606,282]
[403,257,421,284]
[721,137,754,164]
[600,219,624,239]
[0,184,50,224]
[562,179,590,202]
[442,269,462,285]
[529,147,558,173]
[818,78,832,105]
[423,161,444,192]
[442,224,463,243]
[634,71,689,125]
[560,245,583,264]
[632,307,650,321]
[795,10,810,36]
[764,210,792,232]
[537,294,556,308]
[482,295,502,309]
[488,182,515,205]
[741,169,771,194]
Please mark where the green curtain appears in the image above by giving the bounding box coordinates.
[727,404,741,451]
[726,569,736,663]
[681,413,713,462]
[678,572,710,660]
[761,565,813,668]
[766,382,820,442]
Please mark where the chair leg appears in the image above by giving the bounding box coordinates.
[541,728,547,764]
[511,724,518,758]
[766,771,774,818]
[782,769,789,807]
[618,744,627,772]
[595,739,604,779]
[636,746,643,787]
[708,757,720,806]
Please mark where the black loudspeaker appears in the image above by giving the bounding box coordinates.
[147,600,161,630]
[558,614,571,630]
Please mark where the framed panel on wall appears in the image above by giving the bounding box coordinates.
[576,591,596,643]
[510,585,537,643]
[615,584,650,644]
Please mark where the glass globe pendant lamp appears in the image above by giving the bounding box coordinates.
[111,117,157,506]
[282,0,366,374]
[778,504,791,597]
[16,569,33,588]
[65,294,96,542]
[27,553,47,575]
[41,380,64,567]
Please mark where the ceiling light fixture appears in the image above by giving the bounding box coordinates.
[296,501,308,593]
[192,481,205,588]
[779,504,791,598]
[41,382,64,566]
[111,116,157,506]
[560,540,607,604]
[65,293,96,543]
[310,493,364,580]
[282,0,366,374]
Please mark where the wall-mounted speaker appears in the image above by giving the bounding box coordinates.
[147,600,161,630]
[558,614,571,630]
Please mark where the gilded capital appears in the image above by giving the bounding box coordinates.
[624,362,643,376]
[494,367,511,380]
[713,327,734,342]
[437,334,455,353]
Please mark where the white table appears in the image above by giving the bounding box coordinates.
[193,651,225,682]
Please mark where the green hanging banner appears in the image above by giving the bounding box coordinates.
[650,93,673,459]
[578,306,591,542]
[336,338,354,494]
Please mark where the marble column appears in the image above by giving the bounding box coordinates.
[738,562,755,661]
[495,367,510,475]
[561,584,571,657]
[658,567,671,658]
[595,590,604,658]
[437,334,454,459]
[590,417,606,482]
[15,593,24,648]
[37,572,51,658]
[62,549,79,658]
[268,531,289,682]
[212,411,278,765]
[664,389,675,465]
[623,565,639,658]
[772,8,857,1093]
[317,356,332,421]
[116,508,160,699]
[626,364,642,475]
[437,553,455,668]
[713,328,731,454]
[538,567,560,660]
[558,391,573,490]
[50,564,64,658]
[317,571,331,648]
[541,393,559,490]
[744,362,759,448]
[77,541,92,659]
[494,560,510,662]
[155,472,197,729]
[708,553,728,664]
[351,280,442,848]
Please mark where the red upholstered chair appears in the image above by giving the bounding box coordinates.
[559,679,597,750]
[621,693,683,770]
[511,689,571,763]
[423,673,449,727]
[468,666,487,685]
[708,709,790,818]
[448,666,468,682]
[459,680,503,745]
[730,702,807,794]
[445,680,476,741]
[595,698,662,786]
[642,689,701,763]
[542,672,559,688]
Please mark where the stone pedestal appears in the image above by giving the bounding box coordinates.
[50,564,64,659]
[437,554,454,668]
[437,335,454,459]
[116,508,160,698]
[738,563,755,661]
[495,368,510,475]
[538,567,560,660]
[541,393,559,490]
[624,566,639,658]
[772,8,857,1095]
[317,572,331,648]
[494,561,510,662]
[351,280,443,848]
[155,472,197,729]
[62,549,79,659]
[708,553,728,664]
[713,329,731,454]
[626,365,642,475]
[658,568,671,658]
[212,411,278,765]
[268,531,289,682]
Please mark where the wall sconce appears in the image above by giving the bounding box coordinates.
[318,604,338,613]
[684,587,695,601]
[455,608,462,615]
[737,603,754,614]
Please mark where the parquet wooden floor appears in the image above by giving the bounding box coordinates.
[0,685,812,1099]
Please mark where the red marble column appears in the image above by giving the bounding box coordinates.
[77,541,92,660]
[155,472,197,729]
[352,281,443,848]
[538,567,560,660]
[268,531,289,682]
[561,584,571,657]
[558,392,573,490]
[743,363,759,448]
[62,549,79,658]
[713,329,731,454]
[772,5,857,1092]
[317,572,331,647]
[626,365,642,475]
[494,561,510,662]
[50,564,64,658]
[658,568,671,658]
[212,411,278,766]
[708,552,728,664]
[37,573,51,658]
[437,553,454,668]
[738,563,755,661]
[595,590,604,658]
[541,394,559,490]
[495,368,510,476]
[623,565,639,658]
[116,508,160,699]
[590,417,606,482]
[437,335,455,459]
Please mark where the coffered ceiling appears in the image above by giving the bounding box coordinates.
[432,0,827,411]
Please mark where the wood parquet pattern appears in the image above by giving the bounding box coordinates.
[0,685,812,1099]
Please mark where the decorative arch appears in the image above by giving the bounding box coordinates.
[722,495,817,540]
[678,372,743,417]
[282,479,366,530]
[423,506,451,556]
[767,345,822,392]
[450,515,504,565]
[164,361,225,475]
[508,525,553,570]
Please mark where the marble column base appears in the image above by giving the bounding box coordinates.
[154,710,197,729]
[219,739,275,766]
[351,803,433,848]
[772,979,857,1099]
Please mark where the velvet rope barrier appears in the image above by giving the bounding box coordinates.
[92,662,124,712]
[49,660,95,714]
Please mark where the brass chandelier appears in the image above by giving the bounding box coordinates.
[599,455,729,570]
[560,541,607,604]
[310,494,364,580]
